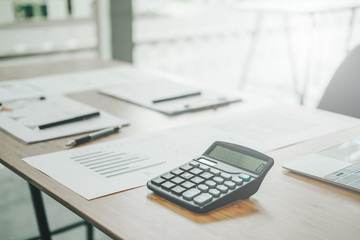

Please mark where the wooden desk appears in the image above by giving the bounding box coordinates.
[1,60,360,240]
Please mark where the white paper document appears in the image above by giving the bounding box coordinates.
[0,81,41,103]
[0,95,127,143]
[98,68,242,115]
[22,67,124,95]
[23,105,359,200]
[0,66,131,102]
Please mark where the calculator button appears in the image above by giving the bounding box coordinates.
[213,176,224,184]
[216,185,228,193]
[161,173,175,180]
[209,188,221,197]
[205,180,216,188]
[209,168,220,176]
[171,186,186,195]
[180,164,192,171]
[193,193,213,205]
[182,188,201,201]
[190,168,203,175]
[190,176,205,184]
[161,181,176,190]
[171,169,184,175]
[238,173,251,181]
[171,176,185,184]
[198,184,209,192]
[200,172,214,180]
[220,172,232,180]
[189,161,200,167]
[232,177,244,185]
[151,177,165,185]
[181,181,195,189]
[180,172,194,180]
[224,181,236,189]
[199,164,210,172]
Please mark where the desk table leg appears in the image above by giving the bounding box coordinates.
[28,183,52,240]
[86,222,94,240]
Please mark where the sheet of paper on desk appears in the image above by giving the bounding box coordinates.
[0,95,127,143]
[21,65,192,96]
[100,86,242,115]
[98,69,242,115]
[22,67,124,94]
[22,105,358,200]
[0,66,137,99]
[0,81,41,102]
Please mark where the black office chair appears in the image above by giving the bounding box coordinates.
[317,45,360,118]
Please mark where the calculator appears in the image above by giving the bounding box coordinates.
[147,141,274,213]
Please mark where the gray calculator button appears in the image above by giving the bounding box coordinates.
[209,188,221,197]
[190,176,205,184]
[161,181,175,190]
[180,164,192,171]
[181,181,195,189]
[220,172,232,180]
[232,177,243,185]
[181,172,194,179]
[161,173,174,180]
[216,185,228,193]
[213,176,224,184]
[182,188,201,200]
[205,180,216,188]
[200,172,214,180]
[199,164,210,171]
[151,177,165,185]
[171,169,184,175]
[210,168,220,176]
[193,193,213,205]
[198,184,209,192]
[171,186,186,195]
[171,176,185,184]
[189,161,200,167]
[224,181,236,189]
[190,168,203,175]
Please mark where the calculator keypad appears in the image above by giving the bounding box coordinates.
[151,161,254,208]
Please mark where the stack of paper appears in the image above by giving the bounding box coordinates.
[0,95,127,143]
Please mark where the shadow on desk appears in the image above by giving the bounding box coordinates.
[148,193,259,223]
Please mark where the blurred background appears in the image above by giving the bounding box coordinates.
[1,0,359,107]
[1,0,360,239]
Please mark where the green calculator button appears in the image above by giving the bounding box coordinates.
[238,173,251,181]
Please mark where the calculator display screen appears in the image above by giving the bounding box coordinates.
[208,145,267,173]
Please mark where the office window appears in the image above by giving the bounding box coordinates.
[133,0,360,106]
[0,0,97,64]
